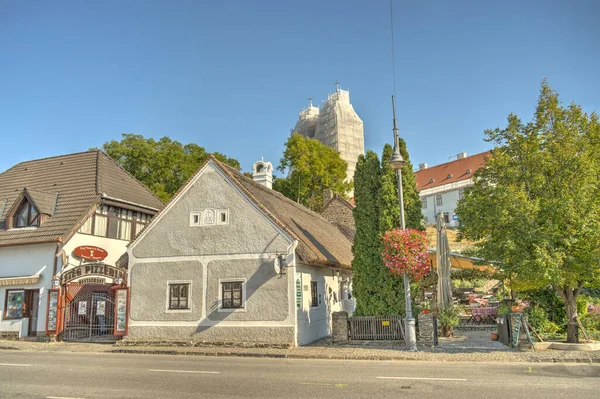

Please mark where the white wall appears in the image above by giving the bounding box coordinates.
[295,263,352,346]
[420,180,473,227]
[59,232,129,274]
[0,243,56,335]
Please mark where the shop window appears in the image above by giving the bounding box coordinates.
[168,283,190,310]
[311,281,318,307]
[221,281,244,310]
[13,200,39,228]
[4,290,25,319]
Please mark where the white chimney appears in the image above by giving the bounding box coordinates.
[457,152,468,159]
[252,158,273,189]
[419,163,428,170]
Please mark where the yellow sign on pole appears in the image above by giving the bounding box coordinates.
[382,320,390,326]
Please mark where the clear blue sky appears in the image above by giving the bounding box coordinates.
[1,0,598,175]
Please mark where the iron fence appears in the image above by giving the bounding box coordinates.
[348,315,405,340]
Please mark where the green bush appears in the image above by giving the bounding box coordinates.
[436,305,461,329]
[577,296,589,318]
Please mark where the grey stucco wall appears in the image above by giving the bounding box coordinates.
[128,325,294,343]
[130,261,203,321]
[133,165,291,259]
[206,259,288,322]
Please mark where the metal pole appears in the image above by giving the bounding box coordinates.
[392,96,417,351]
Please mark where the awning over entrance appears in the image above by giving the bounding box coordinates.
[0,273,41,286]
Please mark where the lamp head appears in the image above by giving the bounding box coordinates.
[389,147,406,170]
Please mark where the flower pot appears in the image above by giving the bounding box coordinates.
[490,332,499,341]
[441,326,453,337]
[511,306,523,312]
[422,309,430,314]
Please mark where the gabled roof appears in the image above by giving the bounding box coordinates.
[131,157,353,270]
[322,194,355,212]
[0,150,164,246]
[415,151,490,191]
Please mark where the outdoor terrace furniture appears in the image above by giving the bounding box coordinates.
[468,307,498,324]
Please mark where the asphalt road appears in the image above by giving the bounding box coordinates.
[0,351,599,399]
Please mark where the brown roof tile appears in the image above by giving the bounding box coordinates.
[415,151,490,191]
[0,150,163,246]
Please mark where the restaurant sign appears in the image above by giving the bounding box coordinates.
[73,246,108,261]
[61,264,125,284]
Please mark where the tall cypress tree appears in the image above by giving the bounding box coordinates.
[379,141,424,232]
[351,151,382,316]
[352,142,425,316]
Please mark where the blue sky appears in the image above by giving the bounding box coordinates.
[1,0,598,175]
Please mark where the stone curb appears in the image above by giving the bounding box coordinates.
[109,348,600,364]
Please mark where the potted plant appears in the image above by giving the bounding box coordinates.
[436,305,460,337]
[421,301,431,314]
[490,329,499,341]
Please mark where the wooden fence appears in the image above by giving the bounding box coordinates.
[348,316,405,340]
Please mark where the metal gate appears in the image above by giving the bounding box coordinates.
[348,316,405,340]
[64,284,116,342]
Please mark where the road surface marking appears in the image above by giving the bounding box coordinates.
[299,382,347,387]
[0,363,31,367]
[148,369,220,374]
[377,376,467,381]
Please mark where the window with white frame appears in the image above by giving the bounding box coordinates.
[421,198,427,209]
[219,280,245,311]
[436,194,443,206]
[168,283,190,310]
[458,188,465,200]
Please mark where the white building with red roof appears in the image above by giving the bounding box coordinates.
[415,151,490,227]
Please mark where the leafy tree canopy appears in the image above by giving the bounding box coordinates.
[97,133,240,202]
[456,80,600,342]
[273,133,351,212]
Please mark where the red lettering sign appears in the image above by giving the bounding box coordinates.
[73,246,108,261]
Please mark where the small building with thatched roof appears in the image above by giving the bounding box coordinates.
[127,157,355,346]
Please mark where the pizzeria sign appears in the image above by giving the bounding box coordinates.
[61,264,125,284]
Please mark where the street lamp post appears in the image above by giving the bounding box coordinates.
[389,95,418,351]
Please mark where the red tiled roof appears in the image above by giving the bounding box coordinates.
[415,151,490,191]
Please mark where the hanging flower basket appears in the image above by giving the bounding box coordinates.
[382,228,430,281]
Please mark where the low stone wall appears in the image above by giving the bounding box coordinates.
[332,311,349,342]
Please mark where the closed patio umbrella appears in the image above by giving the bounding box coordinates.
[436,213,453,309]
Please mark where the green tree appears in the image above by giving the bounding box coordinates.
[273,133,351,212]
[99,134,240,202]
[456,81,600,343]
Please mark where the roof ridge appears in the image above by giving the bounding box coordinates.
[216,160,338,224]
[415,150,491,173]
[8,149,100,167]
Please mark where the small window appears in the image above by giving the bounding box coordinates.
[311,282,318,307]
[421,198,427,209]
[190,212,201,226]
[221,281,244,309]
[14,200,39,228]
[436,194,443,206]
[168,283,190,310]
[4,290,25,319]
[217,210,229,225]
[458,188,465,200]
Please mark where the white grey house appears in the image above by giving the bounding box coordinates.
[126,157,354,346]
[415,151,490,227]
